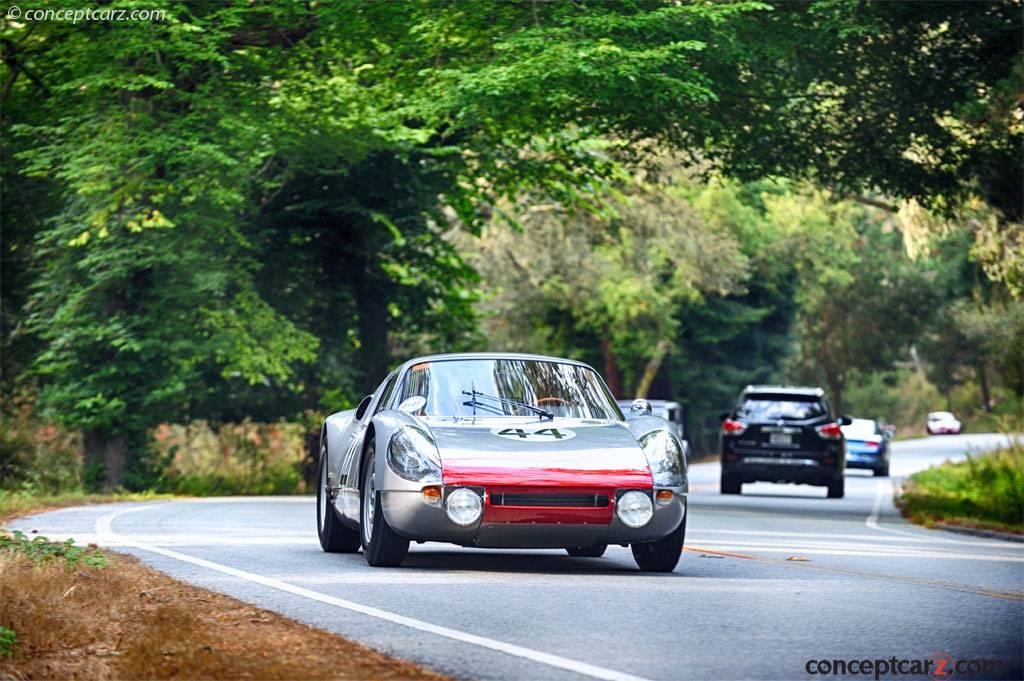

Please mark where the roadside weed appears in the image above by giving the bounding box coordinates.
[0,530,106,568]
[0,626,15,657]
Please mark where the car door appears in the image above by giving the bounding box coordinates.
[337,372,399,519]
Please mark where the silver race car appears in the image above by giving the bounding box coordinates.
[316,352,689,571]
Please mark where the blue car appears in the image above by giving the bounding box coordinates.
[841,418,891,477]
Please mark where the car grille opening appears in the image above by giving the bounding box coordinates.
[489,492,610,508]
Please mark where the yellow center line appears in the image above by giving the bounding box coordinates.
[684,545,758,560]
[684,545,1024,602]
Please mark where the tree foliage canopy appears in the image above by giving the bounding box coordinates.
[1,0,1020,482]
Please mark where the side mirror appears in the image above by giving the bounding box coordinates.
[839,415,853,426]
[354,394,373,421]
[629,399,652,418]
[397,395,426,415]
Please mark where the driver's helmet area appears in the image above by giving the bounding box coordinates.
[534,396,572,418]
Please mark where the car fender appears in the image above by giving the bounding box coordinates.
[624,414,689,492]
[368,410,436,494]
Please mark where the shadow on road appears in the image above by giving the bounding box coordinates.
[397,550,679,576]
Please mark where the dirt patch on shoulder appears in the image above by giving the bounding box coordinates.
[0,550,447,680]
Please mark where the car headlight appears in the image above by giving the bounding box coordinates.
[445,488,483,526]
[639,430,686,487]
[387,427,442,483]
[617,490,653,528]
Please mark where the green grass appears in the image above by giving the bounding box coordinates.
[0,490,177,526]
[897,439,1024,533]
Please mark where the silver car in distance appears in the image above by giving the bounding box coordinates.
[316,353,688,571]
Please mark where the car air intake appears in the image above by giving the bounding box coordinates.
[490,493,610,508]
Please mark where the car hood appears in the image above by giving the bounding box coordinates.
[422,417,653,487]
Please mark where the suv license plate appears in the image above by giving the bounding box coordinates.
[770,433,792,445]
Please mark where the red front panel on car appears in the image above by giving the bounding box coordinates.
[481,485,616,524]
[442,463,652,525]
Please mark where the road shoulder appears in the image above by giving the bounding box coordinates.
[0,520,447,681]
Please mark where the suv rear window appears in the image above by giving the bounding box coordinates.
[737,395,826,421]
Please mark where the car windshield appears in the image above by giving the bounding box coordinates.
[929,412,954,421]
[842,418,878,439]
[737,395,826,421]
[397,358,622,420]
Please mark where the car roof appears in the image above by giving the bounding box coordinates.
[741,385,825,397]
[395,352,596,375]
[928,411,955,418]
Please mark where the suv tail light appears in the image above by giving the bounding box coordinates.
[866,438,881,447]
[721,419,747,436]
[815,422,843,440]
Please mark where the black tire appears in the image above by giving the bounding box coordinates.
[720,473,741,495]
[566,544,607,558]
[631,513,686,572]
[317,441,360,553]
[360,442,409,567]
[826,475,845,499]
[873,464,890,477]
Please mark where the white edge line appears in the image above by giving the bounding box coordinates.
[866,479,886,531]
[96,505,652,681]
[865,479,936,541]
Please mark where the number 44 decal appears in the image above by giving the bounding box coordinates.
[491,427,577,442]
[498,427,565,439]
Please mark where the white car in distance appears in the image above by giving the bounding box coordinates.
[926,411,962,435]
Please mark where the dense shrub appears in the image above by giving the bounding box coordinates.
[152,420,310,495]
[898,439,1024,531]
[1,396,314,497]
[0,397,82,494]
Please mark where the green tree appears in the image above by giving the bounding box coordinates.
[6,2,320,487]
[458,174,748,397]
[781,194,941,413]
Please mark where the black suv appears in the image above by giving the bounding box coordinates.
[719,386,850,498]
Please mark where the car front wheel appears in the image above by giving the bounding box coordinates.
[631,513,686,572]
[360,443,410,567]
[720,473,741,495]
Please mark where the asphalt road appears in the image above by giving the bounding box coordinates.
[13,433,1023,681]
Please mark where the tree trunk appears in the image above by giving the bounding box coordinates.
[601,338,623,398]
[634,339,671,400]
[825,369,845,417]
[302,430,320,491]
[83,429,127,491]
[977,363,991,412]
